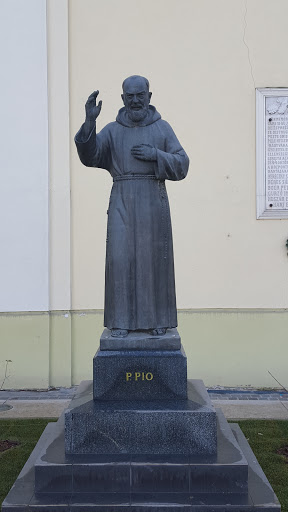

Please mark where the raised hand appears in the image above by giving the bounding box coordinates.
[85,90,102,122]
[82,90,102,139]
[131,144,157,161]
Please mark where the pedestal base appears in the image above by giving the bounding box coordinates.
[65,380,217,456]
[93,345,187,400]
[100,328,181,351]
[1,396,280,511]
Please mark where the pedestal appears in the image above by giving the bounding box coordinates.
[1,328,281,511]
[65,380,217,455]
[100,327,181,351]
[93,346,187,400]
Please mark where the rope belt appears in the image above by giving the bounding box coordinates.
[113,175,158,182]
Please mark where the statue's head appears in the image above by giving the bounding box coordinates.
[121,75,152,122]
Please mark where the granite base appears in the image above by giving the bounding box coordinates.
[65,380,217,456]
[93,346,187,400]
[1,404,280,511]
[100,328,181,351]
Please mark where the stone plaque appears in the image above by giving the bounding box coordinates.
[256,88,288,218]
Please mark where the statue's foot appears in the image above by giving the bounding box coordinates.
[150,328,167,336]
[111,328,128,338]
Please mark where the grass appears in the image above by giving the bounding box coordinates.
[0,418,55,506]
[0,419,287,509]
[238,420,288,512]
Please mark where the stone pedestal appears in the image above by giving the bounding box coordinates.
[1,329,281,511]
[65,380,217,455]
[93,346,187,400]
[100,327,181,351]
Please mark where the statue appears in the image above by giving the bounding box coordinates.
[75,75,189,338]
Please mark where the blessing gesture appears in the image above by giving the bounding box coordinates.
[82,90,102,138]
[85,90,102,121]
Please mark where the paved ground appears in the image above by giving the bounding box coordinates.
[209,389,288,419]
[1,387,288,420]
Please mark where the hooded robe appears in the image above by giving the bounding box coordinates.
[75,105,189,331]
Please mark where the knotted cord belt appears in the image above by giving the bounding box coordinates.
[113,175,158,182]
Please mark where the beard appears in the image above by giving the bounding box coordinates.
[127,105,149,122]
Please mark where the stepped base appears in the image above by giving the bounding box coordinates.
[36,408,246,494]
[1,405,280,511]
[65,380,217,455]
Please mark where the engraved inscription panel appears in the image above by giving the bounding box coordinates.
[266,96,288,210]
[126,371,154,381]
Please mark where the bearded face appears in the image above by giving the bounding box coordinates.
[121,77,152,122]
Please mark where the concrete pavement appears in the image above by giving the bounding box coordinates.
[1,386,288,420]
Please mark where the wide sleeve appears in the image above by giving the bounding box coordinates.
[74,123,112,171]
[155,121,189,181]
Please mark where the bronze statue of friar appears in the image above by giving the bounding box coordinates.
[75,75,189,338]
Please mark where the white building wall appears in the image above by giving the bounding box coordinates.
[47,0,71,312]
[69,0,288,311]
[0,0,49,312]
[2,0,288,389]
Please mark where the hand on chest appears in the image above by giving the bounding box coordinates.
[117,126,164,172]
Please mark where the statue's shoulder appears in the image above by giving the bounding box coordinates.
[154,118,176,135]
[98,121,118,138]
[157,118,170,128]
[101,121,117,132]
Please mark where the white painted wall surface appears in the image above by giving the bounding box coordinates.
[47,0,71,311]
[0,0,49,311]
[69,0,288,310]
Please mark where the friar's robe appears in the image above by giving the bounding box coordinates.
[75,105,189,330]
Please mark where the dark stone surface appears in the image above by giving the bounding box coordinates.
[35,463,73,494]
[72,463,130,493]
[65,380,216,455]
[93,346,187,400]
[34,407,247,496]
[29,492,71,510]
[75,76,189,333]
[2,399,280,512]
[130,492,251,507]
[69,493,130,511]
[131,463,190,493]
[100,328,181,351]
